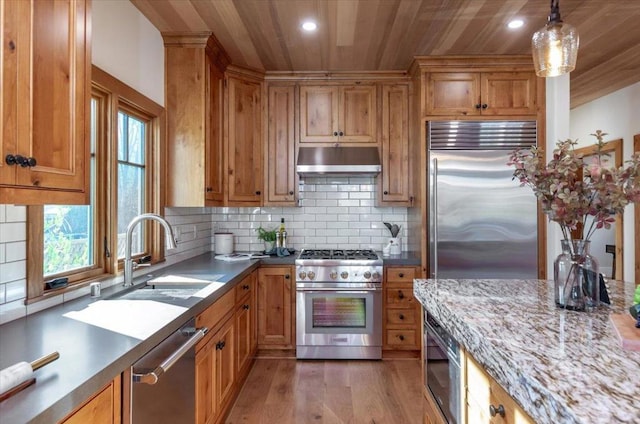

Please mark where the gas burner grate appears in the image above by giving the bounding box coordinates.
[299,249,379,260]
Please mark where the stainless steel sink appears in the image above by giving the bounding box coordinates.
[107,279,225,307]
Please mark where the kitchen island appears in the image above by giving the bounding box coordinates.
[414,278,640,424]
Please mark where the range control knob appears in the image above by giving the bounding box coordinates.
[340,271,349,279]
[363,271,372,279]
[298,271,307,280]
[372,271,380,280]
[308,271,316,280]
[330,271,338,280]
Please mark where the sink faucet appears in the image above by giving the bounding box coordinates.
[124,213,177,287]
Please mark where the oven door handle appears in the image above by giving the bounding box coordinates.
[296,287,382,293]
[132,327,208,385]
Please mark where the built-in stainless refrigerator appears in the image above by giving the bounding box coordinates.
[428,121,538,279]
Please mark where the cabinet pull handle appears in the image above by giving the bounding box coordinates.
[398,290,404,299]
[489,404,505,418]
[285,274,290,280]
[475,104,482,109]
[243,304,250,310]
[383,191,388,195]
[399,314,405,320]
[482,104,488,109]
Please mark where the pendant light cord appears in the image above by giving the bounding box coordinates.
[549,0,562,24]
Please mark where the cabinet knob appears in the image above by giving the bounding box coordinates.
[398,273,404,278]
[206,187,213,192]
[383,191,388,195]
[215,341,225,350]
[398,334,405,341]
[333,131,338,137]
[285,274,290,280]
[5,154,17,166]
[15,155,36,167]
[338,131,344,136]
[255,190,261,195]
[475,104,482,109]
[489,404,506,418]
[482,104,488,109]
[289,191,294,195]
[242,284,250,290]
[243,304,250,310]
[398,290,405,299]
[8,40,16,51]
[399,314,405,320]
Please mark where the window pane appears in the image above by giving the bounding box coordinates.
[117,111,126,161]
[127,116,145,165]
[117,164,145,258]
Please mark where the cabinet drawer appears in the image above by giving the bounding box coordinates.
[385,286,417,308]
[385,308,418,326]
[386,267,416,283]
[466,355,491,407]
[196,289,235,341]
[235,273,255,302]
[385,329,418,347]
[489,378,535,424]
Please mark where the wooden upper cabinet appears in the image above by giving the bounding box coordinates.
[425,71,536,117]
[164,33,229,207]
[266,84,296,205]
[226,76,263,204]
[1,0,90,204]
[300,84,376,144]
[379,83,411,206]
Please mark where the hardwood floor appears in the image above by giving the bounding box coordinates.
[226,359,423,424]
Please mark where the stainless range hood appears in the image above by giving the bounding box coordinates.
[296,146,381,177]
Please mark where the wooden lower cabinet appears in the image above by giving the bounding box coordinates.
[59,375,121,424]
[384,266,421,352]
[464,352,534,424]
[195,271,257,424]
[257,266,294,350]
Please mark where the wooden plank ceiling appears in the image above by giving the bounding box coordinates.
[131,0,640,108]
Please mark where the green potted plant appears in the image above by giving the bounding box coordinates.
[256,226,277,252]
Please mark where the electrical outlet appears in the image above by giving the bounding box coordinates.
[174,227,182,242]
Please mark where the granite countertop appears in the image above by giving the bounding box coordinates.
[0,252,269,424]
[414,278,640,424]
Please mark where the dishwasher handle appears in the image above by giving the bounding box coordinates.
[133,327,208,385]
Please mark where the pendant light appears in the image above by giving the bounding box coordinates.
[531,0,579,77]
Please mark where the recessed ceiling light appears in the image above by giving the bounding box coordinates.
[302,21,317,32]
[508,19,524,29]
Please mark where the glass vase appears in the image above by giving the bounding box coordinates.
[553,239,600,312]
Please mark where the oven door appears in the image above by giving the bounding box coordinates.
[296,287,382,359]
[424,312,461,424]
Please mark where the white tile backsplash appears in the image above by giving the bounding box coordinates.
[0,205,27,315]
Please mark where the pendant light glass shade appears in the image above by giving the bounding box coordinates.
[531,1,579,77]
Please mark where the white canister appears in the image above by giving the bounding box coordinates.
[214,233,234,254]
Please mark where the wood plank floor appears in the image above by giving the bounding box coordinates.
[226,359,423,424]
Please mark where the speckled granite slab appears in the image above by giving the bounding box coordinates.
[414,278,640,424]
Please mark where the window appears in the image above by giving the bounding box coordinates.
[27,66,165,300]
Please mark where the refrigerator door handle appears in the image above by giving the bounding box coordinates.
[432,157,438,279]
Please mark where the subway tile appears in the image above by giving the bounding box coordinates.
[0,244,4,264]
[0,205,5,222]
[337,185,360,192]
[349,192,371,200]
[0,283,5,303]
[337,199,360,207]
[0,260,26,284]
[316,199,338,207]
[5,280,26,302]
[0,222,26,243]
[316,229,338,237]
[26,294,63,315]
[326,192,349,200]
[0,299,26,325]
[305,221,327,229]
[348,207,371,215]
[5,205,26,222]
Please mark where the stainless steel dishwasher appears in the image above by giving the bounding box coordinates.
[130,318,207,423]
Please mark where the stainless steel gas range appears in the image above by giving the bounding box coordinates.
[295,249,383,360]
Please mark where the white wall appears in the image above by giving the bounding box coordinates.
[570,82,640,282]
[92,0,164,105]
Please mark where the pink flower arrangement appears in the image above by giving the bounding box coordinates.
[508,130,640,242]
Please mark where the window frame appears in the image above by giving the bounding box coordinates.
[26,66,165,302]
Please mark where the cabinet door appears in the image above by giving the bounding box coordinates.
[59,375,121,424]
[1,0,89,204]
[257,266,293,348]
[227,76,262,204]
[299,86,339,143]
[481,72,537,116]
[215,317,235,413]
[235,295,252,375]
[195,338,216,424]
[426,73,481,116]
[339,85,377,143]
[205,59,225,204]
[266,84,296,205]
[380,84,411,205]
